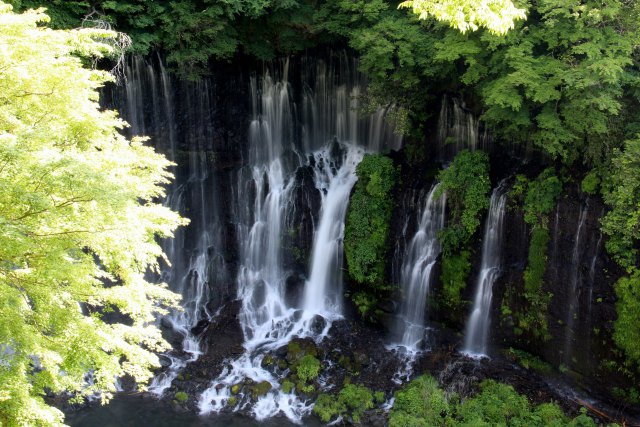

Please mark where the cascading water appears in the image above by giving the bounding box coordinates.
[563,200,589,365]
[391,185,446,352]
[436,95,489,161]
[462,183,507,357]
[198,55,401,422]
[108,55,228,395]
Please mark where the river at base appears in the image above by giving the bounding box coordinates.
[65,394,323,427]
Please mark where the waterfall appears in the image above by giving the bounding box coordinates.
[436,95,488,161]
[391,185,446,352]
[198,55,400,422]
[462,183,508,357]
[563,201,589,365]
[107,56,229,395]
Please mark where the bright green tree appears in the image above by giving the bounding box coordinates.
[399,0,526,35]
[0,3,185,425]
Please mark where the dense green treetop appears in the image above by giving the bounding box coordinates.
[0,3,184,425]
[400,0,526,35]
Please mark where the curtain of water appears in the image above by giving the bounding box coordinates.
[198,55,401,422]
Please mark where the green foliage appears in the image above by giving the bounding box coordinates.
[11,0,313,77]
[295,355,320,384]
[345,153,398,314]
[0,4,184,425]
[504,348,552,374]
[390,375,450,427]
[602,136,640,271]
[457,380,530,425]
[400,0,526,35]
[174,391,188,403]
[519,226,552,340]
[432,0,638,164]
[581,171,600,196]
[281,380,295,394]
[389,376,592,426]
[440,250,471,312]
[436,150,491,254]
[313,384,375,424]
[612,270,640,368]
[521,169,563,226]
[508,169,561,340]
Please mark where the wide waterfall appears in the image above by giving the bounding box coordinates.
[462,183,507,357]
[194,55,400,422]
[391,185,446,352]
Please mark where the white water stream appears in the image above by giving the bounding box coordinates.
[462,183,507,357]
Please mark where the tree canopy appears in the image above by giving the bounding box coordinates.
[0,3,184,425]
[399,0,526,35]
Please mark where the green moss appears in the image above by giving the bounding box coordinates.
[227,396,237,406]
[231,383,242,395]
[281,380,295,394]
[174,391,188,403]
[261,354,274,367]
[504,348,552,374]
[250,381,272,399]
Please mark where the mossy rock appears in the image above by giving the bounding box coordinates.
[338,355,352,371]
[250,381,272,399]
[227,396,237,406]
[261,354,274,367]
[231,383,242,395]
[286,339,318,363]
[281,380,295,394]
[277,359,288,370]
[174,391,188,403]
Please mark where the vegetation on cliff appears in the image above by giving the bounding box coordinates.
[344,153,398,317]
[436,150,490,314]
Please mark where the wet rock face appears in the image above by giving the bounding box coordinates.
[167,300,244,411]
[282,164,322,275]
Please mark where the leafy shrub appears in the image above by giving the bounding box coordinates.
[508,169,561,340]
[613,270,640,367]
[390,376,450,427]
[296,355,320,384]
[602,136,640,271]
[435,150,491,254]
[440,250,471,312]
[389,376,594,427]
[313,384,375,424]
[522,169,562,226]
[345,153,399,314]
[581,171,600,195]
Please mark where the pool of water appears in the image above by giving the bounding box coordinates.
[65,394,322,427]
